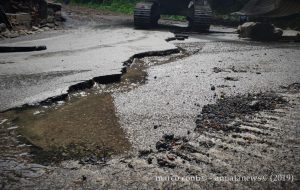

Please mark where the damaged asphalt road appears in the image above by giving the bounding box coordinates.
[0,5,300,190]
[0,15,176,111]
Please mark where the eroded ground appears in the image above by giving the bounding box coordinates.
[0,5,300,190]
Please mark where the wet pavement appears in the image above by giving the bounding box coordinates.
[0,16,176,111]
[0,5,300,190]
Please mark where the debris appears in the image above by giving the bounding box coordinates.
[33,111,41,115]
[82,175,87,181]
[237,22,283,41]
[7,13,32,29]
[153,124,161,129]
[0,119,8,125]
[156,140,169,151]
[0,0,64,38]
[195,93,287,132]
[224,76,239,81]
[213,67,224,73]
[138,149,153,157]
[7,126,18,130]
[231,66,247,73]
[147,157,153,164]
[0,45,46,53]
[166,154,176,161]
[157,157,176,168]
[47,2,62,13]
[163,133,174,141]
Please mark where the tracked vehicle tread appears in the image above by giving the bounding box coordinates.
[190,3,213,32]
[134,2,159,28]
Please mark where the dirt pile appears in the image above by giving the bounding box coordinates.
[195,93,287,132]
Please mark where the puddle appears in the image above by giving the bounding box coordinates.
[4,94,130,163]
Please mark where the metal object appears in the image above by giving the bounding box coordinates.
[233,0,300,18]
[134,0,213,31]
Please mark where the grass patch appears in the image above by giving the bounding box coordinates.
[59,0,140,14]
[57,0,187,21]
[162,15,186,22]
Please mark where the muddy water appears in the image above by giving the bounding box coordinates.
[3,94,130,162]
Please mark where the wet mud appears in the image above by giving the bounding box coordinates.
[195,93,288,132]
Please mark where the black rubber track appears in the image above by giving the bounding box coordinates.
[190,4,213,32]
[134,2,158,28]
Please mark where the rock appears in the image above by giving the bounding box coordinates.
[46,16,55,23]
[0,23,6,32]
[2,30,19,38]
[238,22,283,41]
[213,67,223,73]
[32,26,39,31]
[155,140,168,151]
[46,23,55,28]
[211,85,216,91]
[163,133,174,141]
[166,154,176,161]
[127,163,134,169]
[224,76,239,81]
[249,100,260,109]
[147,157,153,164]
[157,157,176,168]
[54,11,65,22]
[47,2,62,13]
[138,149,152,157]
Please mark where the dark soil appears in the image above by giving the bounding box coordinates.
[195,93,288,132]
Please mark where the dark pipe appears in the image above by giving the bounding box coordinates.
[0,46,47,53]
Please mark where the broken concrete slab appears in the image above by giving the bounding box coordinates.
[238,22,283,41]
[0,28,176,111]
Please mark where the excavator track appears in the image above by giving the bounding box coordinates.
[134,1,159,28]
[190,2,213,32]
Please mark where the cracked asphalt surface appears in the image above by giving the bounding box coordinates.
[0,12,175,111]
[0,5,300,190]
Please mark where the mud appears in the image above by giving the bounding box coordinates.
[196,93,287,132]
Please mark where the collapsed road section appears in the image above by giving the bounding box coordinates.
[0,34,299,189]
[0,3,300,190]
[0,26,177,112]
